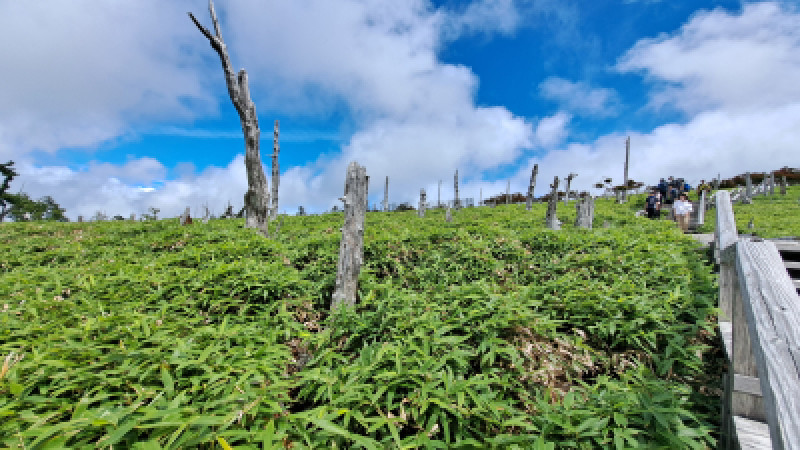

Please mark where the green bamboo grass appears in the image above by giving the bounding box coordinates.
[1,198,721,448]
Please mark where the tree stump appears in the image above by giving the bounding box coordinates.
[575,194,594,229]
[331,162,367,310]
[545,176,560,230]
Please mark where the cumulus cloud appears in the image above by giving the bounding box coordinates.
[539,77,619,117]
[617,2,800,114]
[0,0,215,159]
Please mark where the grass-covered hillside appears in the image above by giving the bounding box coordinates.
[695,185,800,238]
[1,197,722,449]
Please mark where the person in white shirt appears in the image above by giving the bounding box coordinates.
[673,193,693,232]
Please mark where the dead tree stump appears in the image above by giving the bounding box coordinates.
[575,194,594,229]
[526,164,538,211]
[545,176,560,230]
[418,189,427,218]
[271,120,280,220]
[331,162,368,310]
[454,170,460,210]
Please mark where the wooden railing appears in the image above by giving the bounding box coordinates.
[716,190,800,449]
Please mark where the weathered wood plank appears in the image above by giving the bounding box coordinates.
[736,240,800,450]
[733,415,772,449]
[720,320,733,360]
[735,373,763,397]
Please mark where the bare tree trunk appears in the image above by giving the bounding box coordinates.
[454,170,460,210]
[190,1,269,237]
[271,120,280,220]
[526,164,538,211]
[622,136,630,202]
[574,194,594,229]
[781,176,788,195]
[445,205,452,222]
[383,176,389,212]
[565,173,577,205]
[479,187,482,207]
[546,176,560,230]
[506,180,510,205]
[743,172,753,204]
[331,162,367,310]
[418,189,427,218]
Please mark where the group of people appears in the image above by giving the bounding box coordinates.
[645,176,695,232]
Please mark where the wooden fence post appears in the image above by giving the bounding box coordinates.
[418,189,427,218]
[331,162,368,310]
[526,164,538,211]
[546,176,560,230]
[781,176,787,195]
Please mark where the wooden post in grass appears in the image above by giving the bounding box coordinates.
[546,176,560,230]
[418,189,427,217]
[506,180,511,205]
[622,136,630,202]
[454,170,460,210]
[190,0,269,237]
[446,205,452,222]
[526,164,538,211]
[743,172,753,204]
[575,193,593,229]
[331,161,367,310]
[383,176,388,212]
[781,176,787,195]
[270,120,280,220]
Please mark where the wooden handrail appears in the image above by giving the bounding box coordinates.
[716,189,800,449]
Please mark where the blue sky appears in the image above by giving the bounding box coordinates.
[2,0,799,220]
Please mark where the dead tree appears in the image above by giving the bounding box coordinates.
[383,176,389,212]
[454,170,460,210]
[331,162,367,310]
[744,172,753,204]
[180,207,193,226]
[575,194,594,229]
[190,0,269,237]
[271,120,280,220]
[565,172,577,205]
[622,136,630,202]
[526,164,538,211]
[506,180,511,205]
[445,205,452,222]
[545,176,560,230]
[781,176,788,195]
[418,189,427,218]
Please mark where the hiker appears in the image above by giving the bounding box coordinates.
[657,178,668,201]
[645,190,661,219]
[673,193,693,233]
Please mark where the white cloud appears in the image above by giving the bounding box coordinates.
[533,112,571,148]
[539,77,620,117]
[0,0,215,159]
[617,2,800,114]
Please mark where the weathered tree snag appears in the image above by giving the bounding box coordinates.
[479,187,483,207]
[622,136,630,202]
[180,207,192,226]
[781,176,788,195]
[202,205,210,224]
[190,0,269,237]
[418,189,427,217]
[565,172,577,205]
[743,172,753,204]
[130,214,136,221]
[271,120,280,220]
[383,176,389,212]
[454,170,460,210]
[445,205,452,222]
[526,164,538,211]
[545,176,560,230]
[574,194,594,229]
[506,180,511,205]
[365,175,370,210]
[331,162,367,310]
[78,215,83,223]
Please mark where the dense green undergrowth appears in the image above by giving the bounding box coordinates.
[1,198,722,448]
[694,185,800,237]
